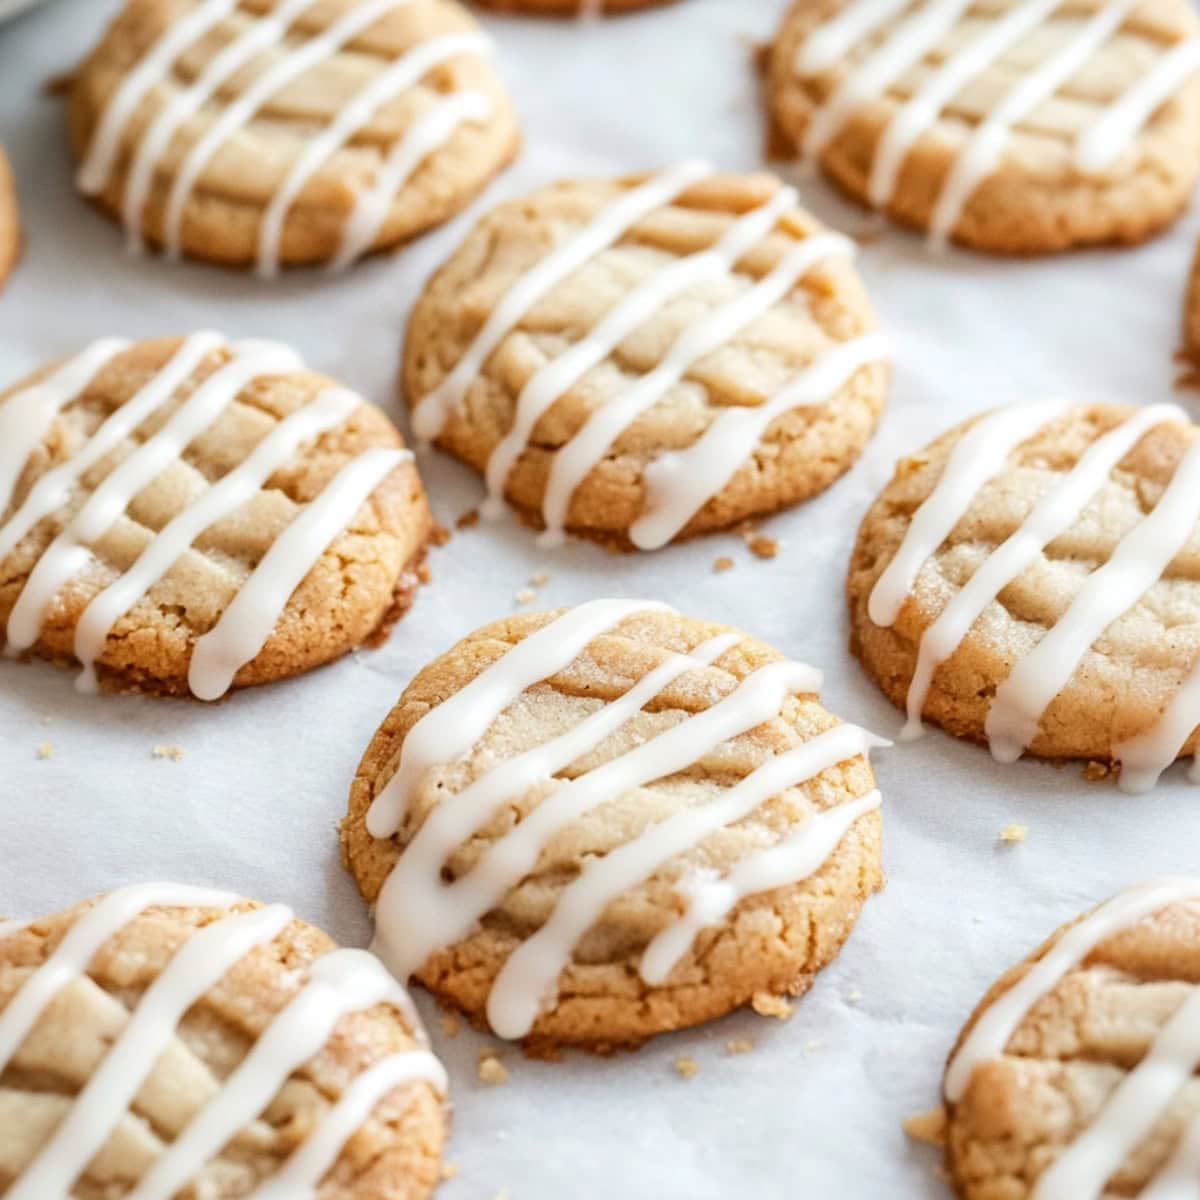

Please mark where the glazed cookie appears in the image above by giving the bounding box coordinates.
[0,147,18,290]
[1184,239,1200,365]
[404,165,888,550]
[847,402,1200,790]
[944,878,1200,1199]
[0,884,447,1197]
[341,599,884,1050]
[767,0,1200,253]
[68,0,519,273]
[0,333,431,698]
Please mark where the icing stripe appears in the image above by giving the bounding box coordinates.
[246,1049,448,1200]
[538,230,856,546]
[631,332,889,551]
[329,87,492,272]
[1076,38,1200,173]
[76,0,240,193]
[867,401,1070,629]
[0,333,224,565]
[72,387,360,692]
[487,724,883,1038]
[4,341,304,654]
[120,0,321,254]
[1116,653,1200,794]
[898,404,1184,741]
[364,597,673,838]
[944,878,1200,1102]
[371,632,744,978]
[640,788,882,985]
[410,160,713,443]
[258,31,493,276]
[0,883,240,1073]
[162,0,414,260]
[0,338,131,517]
[125,948,429,1200]
[188,445,410,701]
[480,185,800,519]
[796,0,911,74]
[929,0,1138,245]
[8,904,294,1199]
[1142,1115,1200,1200]
[986,433,1200,763]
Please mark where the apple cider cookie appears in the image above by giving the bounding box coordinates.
[944,878,1200,1199]
[0,884,447,1198]
[0,147,18,290]
[341,599,885,1051]
[67,0,519,273]
[403,166,889,550]
[0,333,431,698]
[767,0,1200,253]
[847,402,1200,790]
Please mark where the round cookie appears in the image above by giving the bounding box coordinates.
[943,878,1200,1199]
[0,333,431,699]
[1184,238,1200,365]
[767,0,1200,254]
[847,402,1200,790]
[403,166,888,550]
[0,884,447,1198]
[0,147,18,290]
[341,599,885,1051]
[67,0,519,273]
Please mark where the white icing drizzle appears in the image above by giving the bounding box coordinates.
[126,947,440,1200]
[538,230,856,546]
[0,338,131,517]
[410,159,713,444]
[258,31,493,277]
[1116,654,1200,794]
[4,339,304,655]
[188,445,410,701]
[986,433,1200,764]
[1075,38,1200,173]
[72,387,359,692]
[630,332,889,551]
[943,879,1200,1199]
[797,0,910,74]
[8,903,295,1200]
[364,597,673,838]
[487,725,884,1037]
[161,0,415,260]
[479,185,800,520]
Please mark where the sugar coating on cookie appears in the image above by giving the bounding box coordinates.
[67,0,519,272]
[341,600,884,1050]
[403,167,888,550]
[0,334,431,698]
[0,147,19,291]
[943,878,1200,1199]
[768,0,1200,253]
[0,884,447,1198]
[847,402,1200,789]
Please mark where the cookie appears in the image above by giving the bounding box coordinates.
[0,147,18,290]
[847,402,1200,791]
[341,599,885,1051]
[67,0,519,273]
[767,0,1200,254]
[944,878,1200,1199]
[472,0,678,14]
[0,333,431,699]
[403,166,888,550]
[0,883,447,1198]
[1185,238,1200,365]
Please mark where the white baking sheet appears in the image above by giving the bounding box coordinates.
[3,1,1200,1196]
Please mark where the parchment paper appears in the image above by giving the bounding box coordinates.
[2,1,1200,1195]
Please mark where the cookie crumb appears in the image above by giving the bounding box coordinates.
[746,534,779,560]
[751,991,793,1020]
[35,741,54,760]
[493,1191,511,1200]
[725,1038,754,1055]
[998,822,1028,844]
[440,1162,460,1181]
[456,508,480,530]
[673,1055,699,1078]
[529,569,551,587]
[713,556,735,573]
[1082,759,1111,781]
[903,1107,948,1147]
[514,588,537,606]
[439,1012,461,1038]
[805,1038,824,1054]
[152,744,185,762]
[846,988,863,1004]
[430,522,452,547]
[477,1051,508,1085]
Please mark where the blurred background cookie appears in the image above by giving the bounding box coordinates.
[0,146,19,290]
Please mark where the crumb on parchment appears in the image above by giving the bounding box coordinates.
[673,1056,699,1078]
[746,534,779,560]
[903,1107,948,1147]
[35,741,53,759]
[530,569,551,587]
[430,523,452,547]
[477,1051,508,1085]
[751,991,794,1020]
[439,1012,461,1038]
[440,1162,460,1181]
[725,1038,754,1055]
[713,556,735,573]
[152,744,185,762]
[514,588,536,606]
[456,508,480,530]
[998,823,1028,844]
